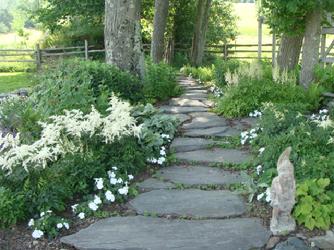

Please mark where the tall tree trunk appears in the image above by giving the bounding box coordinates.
[151,0,169,63]
[299,7,322,88]
[104,0,145,78]
[191,0,212,66]
[277,33,303,71]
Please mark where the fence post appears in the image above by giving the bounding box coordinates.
[272,33,276,67]
[36,44,41,70]
[258,16,263,60]
[223,43,228,60]
[320,32,326,66]
[85,40,89,60]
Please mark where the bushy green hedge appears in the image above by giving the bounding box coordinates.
[143,61,181,103]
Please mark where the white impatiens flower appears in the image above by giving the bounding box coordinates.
[40,212,45,217]
[88,202,98,211]
[258,147,265,155]
[32,229,44,239]
[94,178,104,190]
[265,188,271,203]
[107,170,116,179]
[160,149,166,156]
[112,166,118,170]
[28,219,34,227]
[56,223,63,229]
[118,186,129,195]
[78,212,85,219]
[128,175,134,180]
[71,204,79,213]
[257,192,265,201]
[117,178,123,184]
[110,177,117,185]
[105,190,116,202]
[256,165,263,175]
[63,222,70,230]
[157,157,166,165]
[93,195,102,205]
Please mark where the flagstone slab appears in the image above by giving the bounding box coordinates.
[184,126,241,137]
[61,216,271,250]
[183,116,228,129]
[170,137,214,152]
[156,165,250,186]
[175,148,252,164]
[160,106,208,114]
[169,113,191,124]
[184,86,207,91]
[129,189,246,218]
[137,178,176,190]
[185,89,207,94]
[169,98,208,107]
[181,93,208,99]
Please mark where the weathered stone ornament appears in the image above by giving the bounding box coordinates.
[270,147,296,235]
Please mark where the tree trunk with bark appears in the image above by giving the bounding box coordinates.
[299,7,323,88]
[151,0,169,63]
[104,0,145,78]
[191,0,212,66]
[277,33,303,71]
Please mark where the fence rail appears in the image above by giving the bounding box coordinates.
[0,40,333,68]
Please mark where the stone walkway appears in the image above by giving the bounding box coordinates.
[61,76,271,250]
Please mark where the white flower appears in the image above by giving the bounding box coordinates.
[78,212,85,219]
[63,222,70,230]
[88,202,98,211]
[28,219,34,227]
[94,178,104,190]
[256,165,262,175]
[128,174,134,180]
[71,204,79,213]
[117,178,123,184]
[32,229,44,239]
[40,212,45,217]
[265,188,271,202]
[257,193,265,201]
[112,166,118,170]
[157,157,166,165]
[107,170,116,179]
[258,147,265,155]
[105,190,115,202]
[118,186,129,195]
[56,223,63,229]
[110,177,117,185]
[160,149,166,156]
[93,195,102,205]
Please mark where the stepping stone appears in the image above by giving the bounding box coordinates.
[156,165,250,185]
[137,178,176,190]
[160,106,208,114]
[61,216,271,250]
[183,116,228,129]
[170,137,214,152]
[129,189,246,218]
[175,148,252,164]
[169,113,191,124]
[186,89,207,94]
[169,98,208,107]
[181,93,208,100]
[201,99,214,107]
[184,86,207,91]
[184,126,241,137]
[189,112,221,119]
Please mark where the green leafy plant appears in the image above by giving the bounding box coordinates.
[293,178,334,230]
[0,187,25,228]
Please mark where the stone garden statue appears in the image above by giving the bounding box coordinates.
[270,147,296,235]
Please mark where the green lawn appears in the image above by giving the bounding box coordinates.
[0,72,34,93]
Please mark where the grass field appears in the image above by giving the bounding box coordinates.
[0,72,34,93]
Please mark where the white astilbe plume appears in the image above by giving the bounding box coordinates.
[0,94,141,174]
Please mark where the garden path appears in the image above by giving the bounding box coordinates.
[61,76,271,250]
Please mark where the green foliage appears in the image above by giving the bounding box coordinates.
[294,178,334,230]
[0,187,25,228]
[0,9,13,33]
[143,61,181,103]
[254,103,334,186]
[180,65,214,83]
[214,62,321,118]
[214,59,241,87]
[314,65,334,92]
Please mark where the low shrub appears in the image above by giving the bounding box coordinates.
[314,65,334,92]
[214,59,241,87]
[143,61,181,103]
[180,65,214,83]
